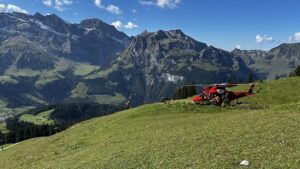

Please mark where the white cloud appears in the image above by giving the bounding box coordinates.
[94,1,123,15]
[294,32,300,42]
[255,35,263,43]
[43,0,72,11]
[7,4,27,13]
[235,44,241,49]
[140,0,181,9]
[0,3,28,14]
[111,21,138,30]
[132,9,137,13]
[255,35,273,43]
[54,5,64,11]
[139,0,156,6]
[111,20,122,29]
[0,4,5,12]
[124,22,138,29]
[61,0,72,5]
[94,0,103,8]
[106,4,122,14]
[284,32,300,43]
[42,0,52,7]
[157,0,181,8]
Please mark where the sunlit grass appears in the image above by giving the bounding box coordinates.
[0,122,8,134]
[0,77,300,168]
[19,109,55,125]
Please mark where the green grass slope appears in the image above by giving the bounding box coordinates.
[0,77,300,169]
[0,122,8,134]
[19,109,55,125]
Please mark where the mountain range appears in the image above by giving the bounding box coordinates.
[232,43,300,79]
[0,12,299,118]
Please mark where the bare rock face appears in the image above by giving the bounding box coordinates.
[95,30,250,105]
[0,12,130,66]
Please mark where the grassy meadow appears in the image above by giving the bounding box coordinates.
[0,77,300,168]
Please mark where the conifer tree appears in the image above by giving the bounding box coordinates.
[247,72,253,83]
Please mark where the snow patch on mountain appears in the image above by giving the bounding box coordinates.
[84,27,96,34]
[30,19,66,36]
[4,13,28,22]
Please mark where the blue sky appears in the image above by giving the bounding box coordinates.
[0,0,300,51]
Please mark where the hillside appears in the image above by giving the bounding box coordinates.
[232,44,300,79]
[1,12,300,119]
[0,12,129,118]
[85,30,250,106]
[0,77,300,168]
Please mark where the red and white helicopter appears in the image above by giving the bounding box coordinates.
[190,83,255,106]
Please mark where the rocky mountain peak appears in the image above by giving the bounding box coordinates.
[137,29,190,40]
[231,48,241,53]
[79,18,128,42]
[46,13,68,23]
[32,13,72,34]
[269,43,300,57]
[168,29,184,36]
[79,18,105,29]
[33,12,44,19]
[0,12,130,66]
[132,30,207,52]
[33,13,69,25]
[232,49,268,57]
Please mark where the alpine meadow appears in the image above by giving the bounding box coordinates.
[1,0,300,168]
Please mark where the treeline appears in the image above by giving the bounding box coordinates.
[173,85,197,100]
[0,103,120,144]
[50,103,119,124]
[290,65,300,77]
[274,66,300,79]
[2,119,57,143]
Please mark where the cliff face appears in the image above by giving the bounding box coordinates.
[86,30,250,105]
